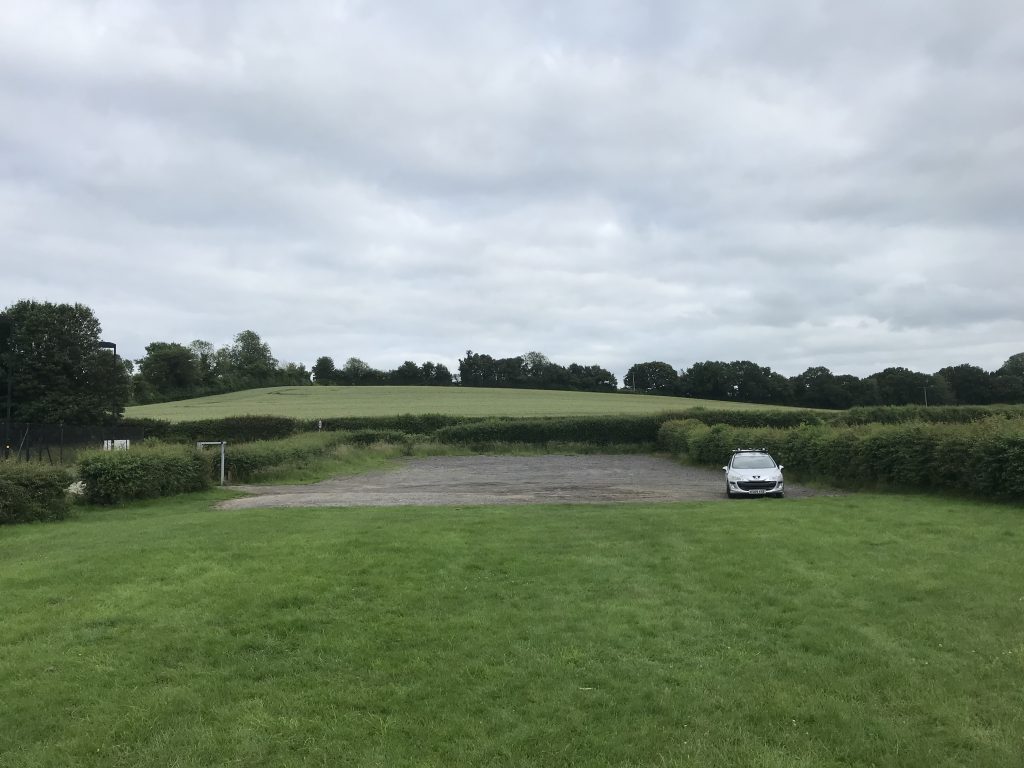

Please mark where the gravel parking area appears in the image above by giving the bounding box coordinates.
[218,455,833,509]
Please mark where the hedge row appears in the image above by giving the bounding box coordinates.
[121,405,1024,446]
[659,417,1024,500]
[77,445,212,504]
[125,413,685,445]
[829,405,1024,426]
[123,414,483,442]
[671,407,826,428]
[122,415,301,443]
[434,415,667,445]
[0,462,74,524]
[318,414,472,434]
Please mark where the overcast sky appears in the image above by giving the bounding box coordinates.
[2,1,1022,382]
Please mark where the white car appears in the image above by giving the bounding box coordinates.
[723,449,785,498]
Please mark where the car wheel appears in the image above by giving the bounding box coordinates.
[726,485,735,499]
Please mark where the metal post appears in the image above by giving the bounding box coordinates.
[196,441,227,486]
[3,365,10,459]
[0,314,10,459]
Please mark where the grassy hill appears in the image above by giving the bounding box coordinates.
[125,386,789,422]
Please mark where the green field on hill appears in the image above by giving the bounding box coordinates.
[3,492,1021,767]
[126,386,789,422]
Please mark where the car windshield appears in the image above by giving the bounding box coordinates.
[732,455,776,469]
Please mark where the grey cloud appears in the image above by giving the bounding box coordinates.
[2,0,1022,382]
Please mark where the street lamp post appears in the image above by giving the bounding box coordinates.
[1,314,11,459]
[3,362,10,459]
[99,341,118,424]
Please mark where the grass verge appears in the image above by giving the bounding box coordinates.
[1,493,1022,767]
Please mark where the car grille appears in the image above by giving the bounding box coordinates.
[738,481,777,491]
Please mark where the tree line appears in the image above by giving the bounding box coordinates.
[310,356,454,387]
[625,358,1024,408]
[3,299,1024,427]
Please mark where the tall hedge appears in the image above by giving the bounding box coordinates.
[829,405,1023,426]
[659,417,1024,500]
[318,414,471,434]
[122,415,301,443]
[0,462,74,524]
[672,407,827,428]
[78,445,212,504]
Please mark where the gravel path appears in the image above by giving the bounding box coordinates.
[217,455,833,509]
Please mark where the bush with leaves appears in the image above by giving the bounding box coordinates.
[78,445,211,504]
[0,462,74,524]
[221,432,351,482]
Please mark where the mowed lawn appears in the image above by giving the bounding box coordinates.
[125,385,792,422]
[2,494,1023,767]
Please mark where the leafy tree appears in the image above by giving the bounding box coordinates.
[679,361,730,400]
[869,367,932,406]
[990,374,1024,404]
[834,374,881,407]
[391,361,423,385]
[567,363,617,392]
[727,361,791,404]
[935,364,993,404]
[494,356,527,387]
[791,367,851,409]
[338,357,383,385]
[189,339,218,390]
[521,351,559,387]
[926,372,956,406]
[0,300,130,423]
[624,361,678,395]
[227,330,278,388]
[419,361,454,386]
[459,351,496,387]
[278,362,311,385]
[312,356,337,384]
[136,342,200,402]
[998,353,1024,378]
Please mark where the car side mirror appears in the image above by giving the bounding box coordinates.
[778,465,785,470]
[722,466,728,471]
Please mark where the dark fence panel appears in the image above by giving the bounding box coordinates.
[3,423,147,463]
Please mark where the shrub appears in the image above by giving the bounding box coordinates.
[78,445,211,504]
[342,429,411,447]
[0,462,74,524]
[657,419,709,456]
[221,432,349,482]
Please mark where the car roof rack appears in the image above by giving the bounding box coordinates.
[732,447,768,453]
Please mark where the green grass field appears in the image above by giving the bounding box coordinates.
[125,386,789,422]
[3,492,1022,767]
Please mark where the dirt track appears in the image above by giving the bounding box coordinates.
[217,455,833,509]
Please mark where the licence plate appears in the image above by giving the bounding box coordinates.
[749,490,766,495]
